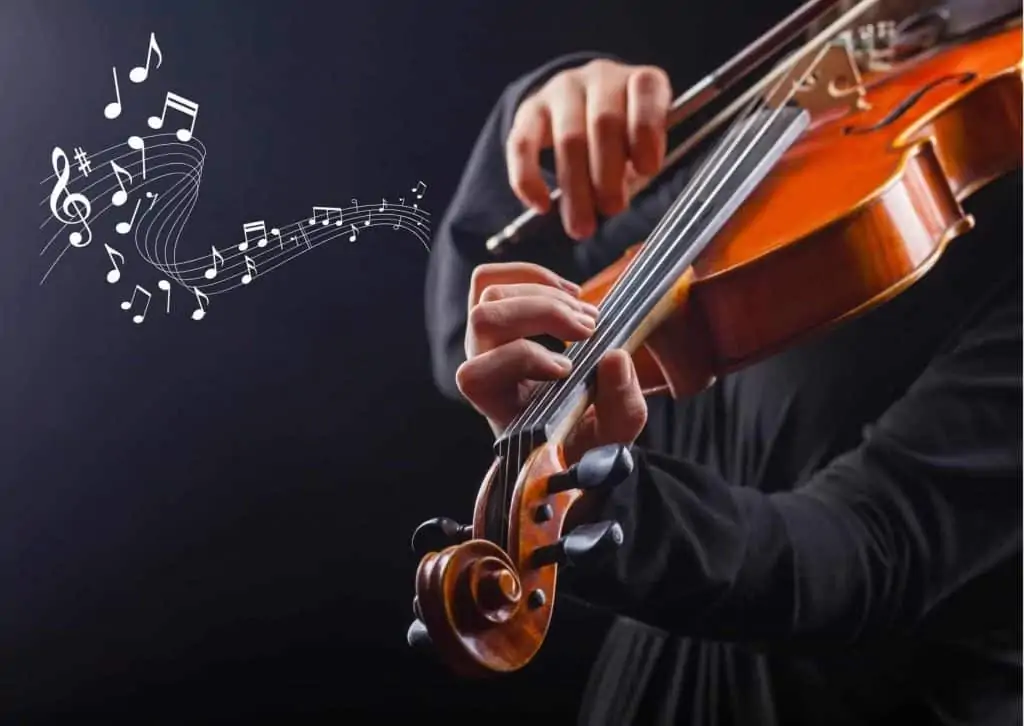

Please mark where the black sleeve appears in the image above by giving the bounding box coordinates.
[424,52,686,401]
[564,272,1022,643]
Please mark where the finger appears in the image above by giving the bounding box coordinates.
[548,77,596,240]
[587,73,629,218]
[456,340,573,427]
[562,350,646,466]
[470,296,597,354]
[479,282,601,318]
[593,349,647,444]
[506,97,553,213]
[469,262,579,307]
[626,67,671,176]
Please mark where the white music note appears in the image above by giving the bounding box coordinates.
[379,198,387,212]
[411,180,427,199]
[364,209,372,227]
[309,206,343,226]
[270,228,282,249]
[158,280,171,313]
[241,256,257,285]
[103,243,125,283]
[104,67,122,120]
[120,285,151,324]
[129,32,163,84]
[204,246,224,280]
[109,161,132,207]
[191,287,209,321]
[145,191,158,211]
[349,224,358,242]
[128,136,147,180]
[148,92,199,142]
[116,199,140,235]
[240,220,267,251]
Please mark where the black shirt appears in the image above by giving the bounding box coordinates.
[424,53,1022,725]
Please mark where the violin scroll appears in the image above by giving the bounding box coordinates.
[408,444,634,676]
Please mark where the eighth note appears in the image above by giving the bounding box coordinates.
[241,256,258,285]
[204,246,224,280]
[349,224,358,242]
[240,220,267,251]
[109,161,132,206]
[103,244,125,283]
[121,284,152,324]
[148,92,199,143]
[116,199,140,235]
[191,287,210,321]
[104,67,122,120]
[309,206,343,226]
[130,32,163,84]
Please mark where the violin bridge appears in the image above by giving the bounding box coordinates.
[767,33,870,114]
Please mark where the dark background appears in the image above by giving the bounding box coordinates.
[0,0,794,721]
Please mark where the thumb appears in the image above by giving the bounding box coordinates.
[593,349,647,445]
[563,350,647,464]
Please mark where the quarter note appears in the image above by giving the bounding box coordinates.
[364,209,372,227]
[148,92,199,143]
[309,206,343,226]
[116,199,140,235]
[379,198,387,211]
[158,280,172,313]
[191,287,209,321]
[120,284,152,324]
[129,32,163,84]
[270,227,282,249]
[241,256,257,285]
[109,161,132,207]
[412,180,427,199]
[103,243,125,283]
[104,67,122,120]
[127,135,147,180]
[204,246,224,280]
[240,220,267,251]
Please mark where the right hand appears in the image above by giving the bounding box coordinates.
[506,59,672,241]
[456,262,647,464]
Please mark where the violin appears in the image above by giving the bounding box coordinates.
[408,0,1023,678]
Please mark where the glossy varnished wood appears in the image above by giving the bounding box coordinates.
[413,25,1023,678]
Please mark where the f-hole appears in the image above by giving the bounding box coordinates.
[844,72,976,135]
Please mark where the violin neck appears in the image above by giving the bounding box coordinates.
[498,105,811,451]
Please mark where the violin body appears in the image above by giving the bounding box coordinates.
[412,23,1022,678]
[614,25,1022,398]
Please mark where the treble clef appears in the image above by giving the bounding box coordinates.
[50,146,93,248]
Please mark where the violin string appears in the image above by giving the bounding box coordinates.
[495,41,831,545]
[505,97,766,438]
[495,79,772,546]
[501,112,755,442]
[513,41,828,441]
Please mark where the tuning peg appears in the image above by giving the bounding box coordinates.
[531,520,624,569]
[410,516,473,555]
[547,444,634,495]
[407,619,432,650]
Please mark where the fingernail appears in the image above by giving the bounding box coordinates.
[575,312,597,330]
[552,353,573,370]
[559,279,581,294]
[578,301,600,318]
